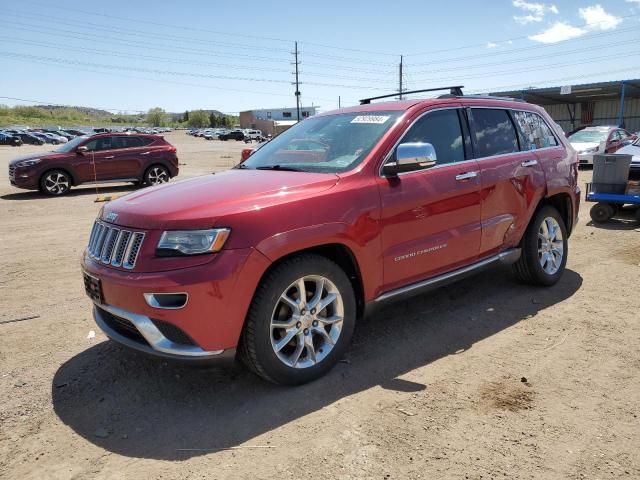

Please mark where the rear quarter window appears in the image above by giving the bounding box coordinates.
[512,111,559,150]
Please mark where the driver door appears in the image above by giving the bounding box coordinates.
[376,108,482,293]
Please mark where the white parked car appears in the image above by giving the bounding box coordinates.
[568,126,636,166]
[616,137,640,178]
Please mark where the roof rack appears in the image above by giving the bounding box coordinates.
[437,94,526,103]
[359,86,464,105]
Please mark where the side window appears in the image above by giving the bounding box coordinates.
[138,137,155,146]
[83,139,98,151]
[395,109,465,165]
[512,110,559,150]
[123,137,143,148]
[470,109,519,157]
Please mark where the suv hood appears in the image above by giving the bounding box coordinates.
[102,169,340,230]
[9,151,67,166]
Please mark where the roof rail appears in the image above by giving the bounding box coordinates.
[359,86,464,105]
[437,94,526,103]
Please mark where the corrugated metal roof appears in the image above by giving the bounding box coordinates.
[490,79,640,105]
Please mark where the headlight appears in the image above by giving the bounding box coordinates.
[157,228,230,256]
[579,146,598,154]
[15,158,41,167]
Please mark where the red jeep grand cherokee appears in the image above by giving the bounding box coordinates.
[8,133,178,195]
[82,91,579,385]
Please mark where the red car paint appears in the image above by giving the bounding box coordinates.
[82,97,580,359]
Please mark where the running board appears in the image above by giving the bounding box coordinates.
[374,248,521,304]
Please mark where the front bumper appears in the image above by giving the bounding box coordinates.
[93,302,235,361]
[82,247,271,355]
[8,166,39,189]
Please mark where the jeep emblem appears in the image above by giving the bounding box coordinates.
[105,212,118,222]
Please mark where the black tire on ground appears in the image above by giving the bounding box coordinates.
[239,253,356,385]
[635,208,640,223]
[39,169,72,196]
[590,203,614,223]
[513,205,568,287]
[143,164,170,186]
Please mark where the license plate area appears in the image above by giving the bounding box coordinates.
[83,271,104,303]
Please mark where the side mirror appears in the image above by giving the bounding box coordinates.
[77,146,88,155]
[383,142,437,177]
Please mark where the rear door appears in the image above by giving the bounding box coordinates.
[467,107,546,255]
[377,107,482,292]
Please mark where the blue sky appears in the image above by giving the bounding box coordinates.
[1,0,639,114]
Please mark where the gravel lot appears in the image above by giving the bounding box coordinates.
[0,132,639,479]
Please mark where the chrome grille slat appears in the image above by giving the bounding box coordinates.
[101,228,120,263]
[86,220,145,270]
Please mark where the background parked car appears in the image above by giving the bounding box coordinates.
[219,129,245,141]
[0,132,22,146]
[568,126,637,165]
[615,137,640,179]
[8,133,179,196]
[13,132,45,145]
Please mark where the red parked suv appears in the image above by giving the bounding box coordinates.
[8,133,178,196]
[82,89,579,384]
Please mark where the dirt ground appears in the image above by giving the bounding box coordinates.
[0,132,639,480]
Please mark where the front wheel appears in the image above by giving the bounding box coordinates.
[239,254,356,385]
[513,205,568,286]
[40,169,71,196]
[144,165,170,186]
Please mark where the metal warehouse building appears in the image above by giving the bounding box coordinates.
[491,79,640,133]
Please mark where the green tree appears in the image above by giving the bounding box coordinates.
[209,112,216,128]
[146,107,167,127]
[188,109,209,128]
[183,110,189,122]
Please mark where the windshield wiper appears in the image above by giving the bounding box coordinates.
[255,165,303,172]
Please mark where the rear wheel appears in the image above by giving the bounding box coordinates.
[239,254,356,385]
[590,202,614,223]
[144,165,170,186]
[513,205,568,286]
[40,169,71,196]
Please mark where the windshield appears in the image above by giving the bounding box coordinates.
[569,129,608,143]
[54,135,89,153]
[240,111,402,173]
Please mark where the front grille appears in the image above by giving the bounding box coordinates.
[151,319,196,346]
[8,165,16,181]
[87,220,145,269]
[99,307,149,346]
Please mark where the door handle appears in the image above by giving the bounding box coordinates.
[104,156,114,159]
[521,159,538,167]
[455,171,479,181]
[140,151,151,155]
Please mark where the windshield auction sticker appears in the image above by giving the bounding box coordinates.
[350,115,390,124]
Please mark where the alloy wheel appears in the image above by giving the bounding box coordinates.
[44,172,70,195]
[538,217,564,275]
[270,275,344,369]
[147,167,169,185]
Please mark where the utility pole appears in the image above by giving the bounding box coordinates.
[338,95,341,109]
[399,55,403,100]
[294,41,301,122]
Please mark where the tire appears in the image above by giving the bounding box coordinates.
[590,203,614,223]
[513,205,568,286]
[635,208,640,223]
[239,254,356,385]
[144,165,170,186]
[40,169,72,196]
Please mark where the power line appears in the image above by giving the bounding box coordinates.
[410,51,640,84]
[405,11,640,56]
[409,37,640,76]
[0,56,361,105]
[0,37,398,83]
[408,25,640,66]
